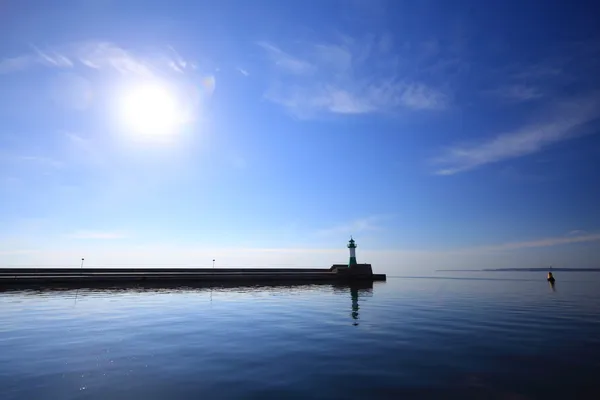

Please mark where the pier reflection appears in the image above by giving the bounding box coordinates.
[0,280,382,326]
[0,279,381,300]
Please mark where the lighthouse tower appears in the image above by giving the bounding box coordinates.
[347,236,358,267]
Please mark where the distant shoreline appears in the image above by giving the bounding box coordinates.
[436,268,600,272]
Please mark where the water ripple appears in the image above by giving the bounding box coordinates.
[2,276,600,399]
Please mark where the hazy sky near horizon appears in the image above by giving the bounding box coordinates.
[1,0,600,272]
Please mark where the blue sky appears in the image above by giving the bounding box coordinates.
[1,0,600,272]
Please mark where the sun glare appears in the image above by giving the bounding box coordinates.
[118,82,187,136]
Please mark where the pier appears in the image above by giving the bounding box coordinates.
[0,265,386,286]
[0,238,385,287]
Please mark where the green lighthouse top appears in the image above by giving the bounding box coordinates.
[347,236,357,248]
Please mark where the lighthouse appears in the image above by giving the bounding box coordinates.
[347,236,358,267]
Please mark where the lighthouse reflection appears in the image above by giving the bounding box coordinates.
[351,286,360,325]
[334,281,374,326]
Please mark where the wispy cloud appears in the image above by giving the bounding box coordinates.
[567,230,587,236]
[32,45,73,68]
[63,131,106,166]
[0,249,39,256]
[0,41,195,77]
[0,45,73,74]
[4,231,598,270]
[315,215,393,237]
[511,64,563,81]
[237,67,250,77]
[165,45,190,73]
[75,41,153,76]
[486,84,544,102]
[400,83,448,110]
[64,132,86,145]
[257,42,316,75]
[17,155,64,168]
[0,153,64,169]
[258,36,448,118]
[486,40,600,105]
[432,94,600,175]
[455,232,600,254]
[67,231,128,240]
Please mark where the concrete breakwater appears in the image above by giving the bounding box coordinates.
[0,265,386,286]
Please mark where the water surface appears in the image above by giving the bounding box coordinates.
[1,273,600,399]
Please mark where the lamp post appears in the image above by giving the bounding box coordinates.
[212,259,215,269]
[80,258,85,269]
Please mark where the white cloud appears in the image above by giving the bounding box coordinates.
[452,232,600,254]
[313,44,353,72]
[511,64,563,80]
[265,84,381,117]
[315,215,393,238]
[432,94,600,175]
[487,84,544,102]
[1,153,63,169]
[64,132,86,145]
[0,41,194,78]
[165,45,188,73]
[63,131,105,166]
[0,249,39,256]
[400,83,448,110]
[258,38,447,118]
[17,155,64,168]
[74,41,153,76]
[257,42,316,75]
[237,67,249,76]
[0,50,72,74]
[32,45,73,68]
[0,45,76,74]
[67,231,129,240]
[325,88,375,113]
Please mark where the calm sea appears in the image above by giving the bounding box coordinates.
[2,272,600,399]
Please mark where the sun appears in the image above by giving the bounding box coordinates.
[118,82,187,136]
